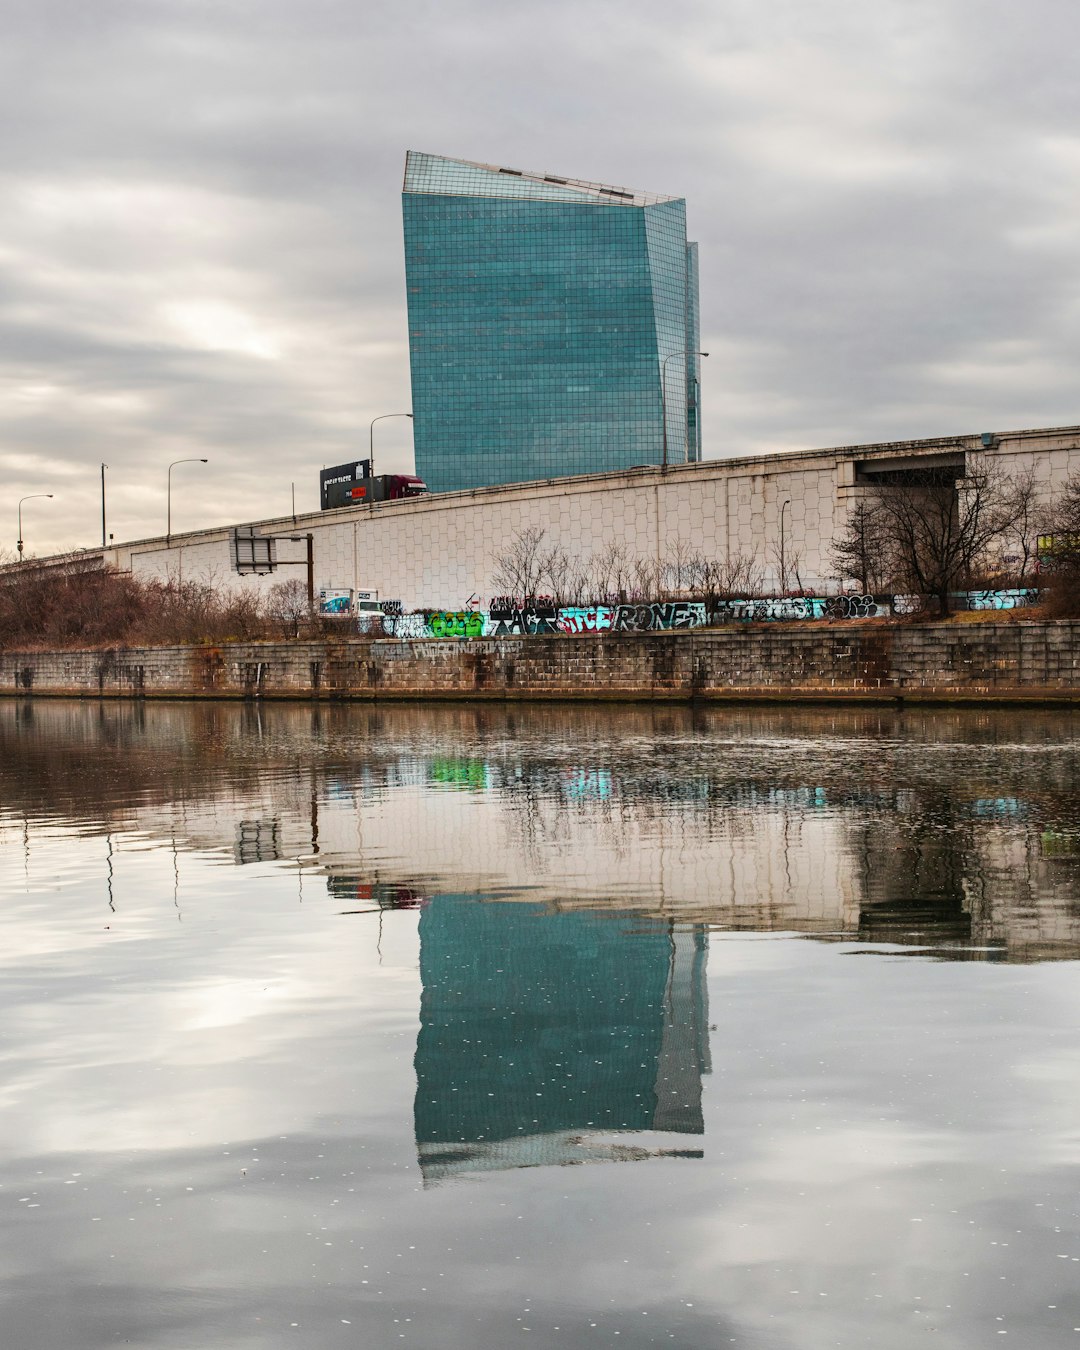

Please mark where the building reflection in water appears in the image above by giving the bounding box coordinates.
[413,900,710,1182]
[2,700,1080,963]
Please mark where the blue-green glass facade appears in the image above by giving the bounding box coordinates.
[402,152,701,494]
[413,896,710,1180]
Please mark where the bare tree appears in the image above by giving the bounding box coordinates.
[266,578,311,638]
[1041,470,1080,616]
[542,542,576,606]
[831,498,895,593]
[688,552,765,615]
[583,541,634,604]
[993,466,1042,584]
[662,537,696,594]
[765,536,807,594]
[566,558,594,607]
[631,554,662,600]
[868,456,1029,615]
[491,527,549,600]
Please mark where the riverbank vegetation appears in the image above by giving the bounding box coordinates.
[0,558,312,649]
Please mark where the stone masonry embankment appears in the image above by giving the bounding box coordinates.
[2,622,1079,703]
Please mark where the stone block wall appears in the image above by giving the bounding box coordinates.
[2,621,1079,703]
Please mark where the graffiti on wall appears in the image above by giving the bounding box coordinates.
[364,589,1036,640]
[957,589,1037,611]
[428,611,487,639]
[557,606,616,634]
[710,594,892,622]
[488,597,559,636]
[555,602,708,634]
[614,601,707,630]
[382,613,429,639]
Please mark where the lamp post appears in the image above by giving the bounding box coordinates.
[369,413,413,482]
[167,458,208,540]
[101,464,108,548]
[17,494,54,560]
[779,498,790,593]
[661,351,708,470]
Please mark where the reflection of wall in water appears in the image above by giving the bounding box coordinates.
[312,768,860,933]
[967,828,1080,961]
[8,701,1079,960]
[413,900,709,1181]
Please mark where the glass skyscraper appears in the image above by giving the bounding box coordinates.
[402,151,701,494]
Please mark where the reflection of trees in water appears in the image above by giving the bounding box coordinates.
[3,699,1080,959]
[851,789,975,949]
[846,779,1080,959]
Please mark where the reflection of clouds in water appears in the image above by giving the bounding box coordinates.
[0,843,422,1157]
[673,939,1080,1349]
[2,699,1080,1346]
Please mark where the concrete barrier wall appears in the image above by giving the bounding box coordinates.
[98,424,1080,609]
[3,622,1080,703]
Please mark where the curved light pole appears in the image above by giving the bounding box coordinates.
[17,494,54,560]
[779,498,791,593]
[167,458,208,540]
[369,413,413,482]
[661,351,708,469]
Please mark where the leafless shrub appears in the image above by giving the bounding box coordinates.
[689,552,764,605]
[630,555,662,600]
[660,538,696,594]
[0,557,279,649]
[491,527,550,599]
[266,578,311,638]
[543,543,576,606]
[583,541,635,603]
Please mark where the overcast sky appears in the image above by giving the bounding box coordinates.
[3,0,1079,553]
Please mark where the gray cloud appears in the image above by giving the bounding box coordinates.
[2,0,1079,551]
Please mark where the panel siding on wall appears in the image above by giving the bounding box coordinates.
[105,427,1080,613]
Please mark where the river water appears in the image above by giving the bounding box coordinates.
[1,699,1079,1349]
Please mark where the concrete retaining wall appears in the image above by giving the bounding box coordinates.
[3,622,1080,703]
[91,423,1080,608]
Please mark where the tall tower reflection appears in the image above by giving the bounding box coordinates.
[414,900,710,1182]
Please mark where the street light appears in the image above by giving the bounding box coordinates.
[17,494,54,560]
[369,413,413,482]
[779,498,791,593]
[167,458,208,539]
[661,351,709,469]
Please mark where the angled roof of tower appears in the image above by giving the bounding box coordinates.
[403,151,679,209]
